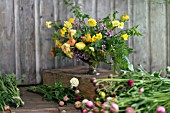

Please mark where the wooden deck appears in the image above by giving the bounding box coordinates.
[8,87,81,113]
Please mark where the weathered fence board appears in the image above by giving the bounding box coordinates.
[0,0,170,84]
[150,0,167,72]
[0,0,15,75]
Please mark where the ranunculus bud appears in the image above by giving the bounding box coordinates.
[139,88,144,94]
[82,99,88,104]
[63,96,69,101]
[75,90,80,94]
[110,102,119,113]
[86,101,94,108]
[156,106,166,113]
[125,107,136,113]
[59,101,65,106]
[4,106,10,111]
[127,79,134,87]
[106,97,113,102]
[102,102,109,109]
[75,101,82,108]
[82,109,88,113]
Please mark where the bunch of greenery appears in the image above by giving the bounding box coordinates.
[0,73,24,112]
[46,0,142,73]
[27,82,83,103]
[92,65,170,112]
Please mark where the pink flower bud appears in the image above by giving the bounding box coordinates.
[127,79,134,87]
[102,102,109,109]
[106,97,113,102]
[75,90,80,94]
[82,109,88,113]
[4,106,10,111]
[139,88,144,94]
[110,102,119,112]
[63,96,69,101]
[59,101,65,106]
[125,107,136,113]
[156,106,166,113]
[86,101,94,108]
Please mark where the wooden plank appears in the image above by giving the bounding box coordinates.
[39,0,55,70]
[150,0,166,72]
[0,0,15,75]
[167,2,170,66]
[16,0,36,84]
[82,0,96,18]
[133,0,150,71]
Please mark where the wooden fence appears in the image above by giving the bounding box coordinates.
[0,0,170,84]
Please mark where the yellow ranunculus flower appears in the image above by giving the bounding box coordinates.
[75,42,86,50]
[118,22,124,29]
[45,21,52,28]
[60,27,67,37]
[99,91,106,99]
[121,14,129,21]
[88,18,97,27]
[92,35,97,42]
[64,21,72,29]
[89,47,94,52]
[121,33,129,40]
[68,18,75,23]
[96,33,102,40]
[85,34,92,42]
[112,20,120,27]
[61,43,71,54]
[56,40,62,48]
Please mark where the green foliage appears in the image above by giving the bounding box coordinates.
[95,65,170,112]
[0,73,24,112]
[27,82,83,103]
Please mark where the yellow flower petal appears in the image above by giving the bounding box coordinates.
[121,14,129,21]
[45,21,52,28]
[112,20,120,27]
[121,34,129,40]
[64,21,72,29]
[68,18,75,23]
[118,22,124,29]
[56,40,62,48]
[75,42,86,50]
[88,18,97,27]
[89,47,94,52]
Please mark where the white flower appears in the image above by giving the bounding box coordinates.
[166,66,170,72]
[70,77,79,87]
[82,99,89,104]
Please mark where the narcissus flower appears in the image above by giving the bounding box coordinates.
[56,40,62,48]
[68,18,75,23]
[60,27,67,37]
[121,14,129,21]
[118,22,124,29]
[92,35,97,42]
[121,33,129,40]
[88,18,97,27]
[64,21,72,29]
[96,33,102,40]
[75,42,86,50]
[85,33,92,42]
[45,21,52,28]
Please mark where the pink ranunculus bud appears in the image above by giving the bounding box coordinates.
[4,106,10,111]
[110,102,119,112]
[156,106,166,113]
[75,90,80,94]
[59,101,65,106]
[63,96,69,101]
[106,97,113,102]
[139,88,144,94]
[127,79,134,87]
[86,101,94,108]
[82,109,88,113]
[102,102,109,109]
[125,107,136,113]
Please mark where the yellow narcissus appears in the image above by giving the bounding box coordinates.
[88,18,97,27]
[118,22,124,29]
[112,20,120,27]
[60,27,67,37]
[96,33,102,40]
[75,42,86,50]
[56,40,62,48]
[45,21,52,28]
[121,33,129,40]
[121,14,129,21]
[92,35,97,42]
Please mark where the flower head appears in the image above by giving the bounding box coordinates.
[68,29,76,38]
[4,106,10,111]
[88,18,97,27]
[75,42,86,50]
[86,101,94,108]
[85,34,92,42]
[60,27,67,37]
[75,101,82,108]
[56,40,62,48]
[63,96,69,101]
[166,66,170,72]
[139,88,144,94]
[89,47,94,52]
[64,21,72,29]
[121,14,129,21]
[70,77,79,87]
[59,101,65,106]
[110,102,119,112]
[156,106,166,113]
[99,91,106,99]
[61,43,71,54]
[67,38,76,46]
[46,21,52,28]
[127,79,134,87]
[96,33,102,40]
[118,22,124,29]
[68,18,75,23]
[121,33,129,40]
[92,35,97,42]
[112,20,120,27]
[125,107,136,113]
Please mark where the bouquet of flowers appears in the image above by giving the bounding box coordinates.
[46,0,141,74]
